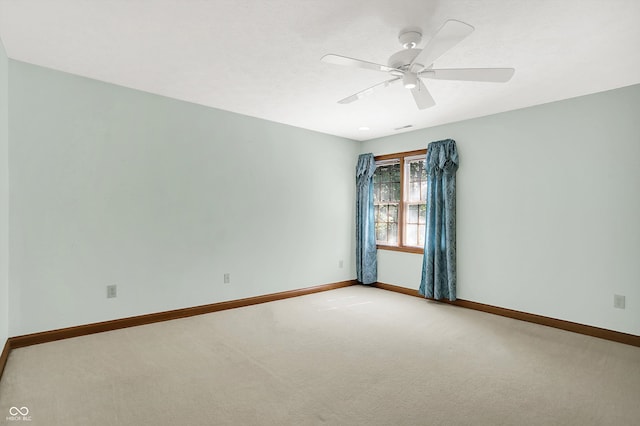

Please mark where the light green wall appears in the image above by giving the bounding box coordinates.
[3,53,638,338]
[362,84,640,335]
[0,39,8,346]
[8,61,358,335]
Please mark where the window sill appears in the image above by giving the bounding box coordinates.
[376,245,424,255]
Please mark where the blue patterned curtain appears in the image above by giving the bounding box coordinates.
[419,139,459,300]
[356,153,377,284]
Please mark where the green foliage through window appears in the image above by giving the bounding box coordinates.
[373,154,427,248]
[373,163,400,245]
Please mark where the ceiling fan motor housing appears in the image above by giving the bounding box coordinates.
[387,48,422,71]
[398,29,422,48]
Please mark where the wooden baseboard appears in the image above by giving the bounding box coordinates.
[6,280,357,353]
[372,282,640,347]
[373,282,423,298]
[0,339,9,380]
[4,278,634,382]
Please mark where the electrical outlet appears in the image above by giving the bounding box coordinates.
[224,273,230,284]
[106,285,117,299]
[613,294,625,309]
[339,260,344,269]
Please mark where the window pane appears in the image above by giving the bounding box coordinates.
[390,164,400,182]
[418,204,426,224]
[380,167,389,182]
[410,162,420,181]
[373,163,400,246]
[388,223,398,244]
[418,224,426,247]
[376,223,387,242]
[374,205,380,223]
[405,224,418,246]
[421,181,427,201]
[407,204,418,224]
[409,182,420,202]
[379,205,388,221]
[391,183,400,202]
[380,183,389,202]
[388,205,398,223]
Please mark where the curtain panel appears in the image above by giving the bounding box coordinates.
[356,153,377,285]
[419,139,459,300]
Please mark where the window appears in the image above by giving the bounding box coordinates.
[373,149,427,253]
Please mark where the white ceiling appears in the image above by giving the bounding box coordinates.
[1,0,639,141]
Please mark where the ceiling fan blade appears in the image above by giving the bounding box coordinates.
[322,54,397,73]
[421,67,515,82]
[410,20,474,72]
[411,78,435,110]
[337,77,401,104]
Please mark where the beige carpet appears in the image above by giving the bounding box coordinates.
[1,285,639,425]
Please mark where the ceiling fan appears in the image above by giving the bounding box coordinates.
[321,20,515,109]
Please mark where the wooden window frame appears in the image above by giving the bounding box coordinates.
[374,149,427,254]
